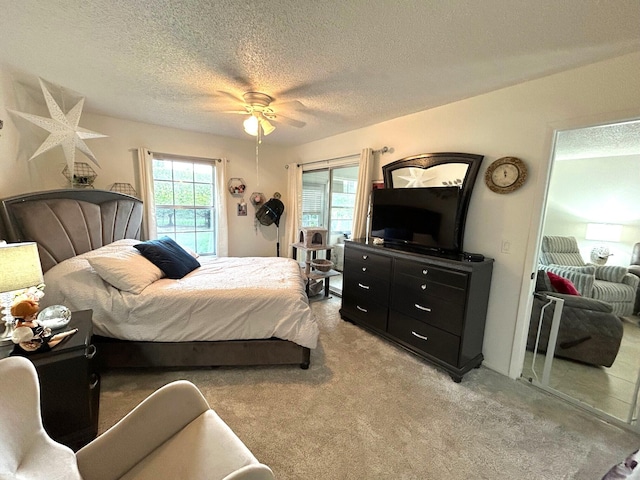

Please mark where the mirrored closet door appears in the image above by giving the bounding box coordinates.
[522,119,640,429]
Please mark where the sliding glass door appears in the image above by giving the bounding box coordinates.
[301,164,359,294]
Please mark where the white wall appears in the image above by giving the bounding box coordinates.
[544,154,640,266]
[291,52,640,376]
[0,68,292,257]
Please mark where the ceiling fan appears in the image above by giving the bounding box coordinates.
[216,91,306,137]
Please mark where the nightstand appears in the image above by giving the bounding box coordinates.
[0,309,100,450]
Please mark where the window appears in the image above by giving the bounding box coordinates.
[151,155,217,255]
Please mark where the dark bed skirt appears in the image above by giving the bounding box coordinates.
[93,336,311,370]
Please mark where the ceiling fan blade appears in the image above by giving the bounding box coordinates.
[271,114,306,128]
[272,99,306,111]
[216,109,250,115]
[209,90,243,102]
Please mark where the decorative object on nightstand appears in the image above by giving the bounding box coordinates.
[38,304,72,330]
[484,156,527,194]
[0,242,44,345]
[109,182,138,197]
[585,223,622,265]
[62,162,97,188]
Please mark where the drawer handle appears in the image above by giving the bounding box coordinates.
[356,305,368,313]
[422,269,428,275]
[86,344,97,360]
[358,283,370,290]
[411,331,428,341]
[414,303,431,312]
[362,255,368,260]
[361,267,367,272]
[421,284,427,290]
[89,374,99,390]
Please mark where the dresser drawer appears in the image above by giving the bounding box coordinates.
[388,311,460,366]
[391,280,465,335]
[342,288,388,331]
[343,269,390,305]
[393,271,466,305]
[395,258,468,290]
[345,245,392,277]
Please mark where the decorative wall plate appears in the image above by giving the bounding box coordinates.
[484,156,527,194]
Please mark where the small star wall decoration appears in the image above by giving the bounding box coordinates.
[9,78,107,174]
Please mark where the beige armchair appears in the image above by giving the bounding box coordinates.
[0,356,275,480]
[539,236,638,316]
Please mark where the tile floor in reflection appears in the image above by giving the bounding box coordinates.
[523,317,640,423]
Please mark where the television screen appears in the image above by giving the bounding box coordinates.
[371,187,462,255]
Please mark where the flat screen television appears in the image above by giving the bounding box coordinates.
[371,186,463,256]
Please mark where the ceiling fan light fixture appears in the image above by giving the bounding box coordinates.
[260,117,275,136]
[243,114,259,136]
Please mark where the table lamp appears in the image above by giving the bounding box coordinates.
[0,242,44,345]
[585,223,622,265]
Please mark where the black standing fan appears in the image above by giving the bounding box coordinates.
[256,194,285,256]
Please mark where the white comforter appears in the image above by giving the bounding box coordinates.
[41,245,318,349]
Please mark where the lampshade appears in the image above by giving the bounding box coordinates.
[0,242,44,294]
[243,114,275,136]
[585,223,622,242]
[261,118,275,135]
[243,115,259,136]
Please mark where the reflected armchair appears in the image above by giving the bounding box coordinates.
[539,236,638,316]
[627,242,640,314]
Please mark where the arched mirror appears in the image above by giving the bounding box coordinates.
[381,152,484,252]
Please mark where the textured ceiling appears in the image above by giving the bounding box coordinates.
[555,120,640,160]
[1,0,639,146]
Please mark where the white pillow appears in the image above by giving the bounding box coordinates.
[87,246,164,294]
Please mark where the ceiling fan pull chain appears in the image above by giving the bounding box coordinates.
[255,129,260,186]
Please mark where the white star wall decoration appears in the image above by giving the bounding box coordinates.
[396,168,436,187]
[9,78,107,174]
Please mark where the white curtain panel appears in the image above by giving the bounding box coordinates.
[136,147,157,240]
[215,158,229,257]
[351,148,374,239]
[285,162,302,258]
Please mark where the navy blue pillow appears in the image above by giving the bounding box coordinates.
[134,237,200,279]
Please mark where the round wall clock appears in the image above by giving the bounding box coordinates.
[484,156,528,194]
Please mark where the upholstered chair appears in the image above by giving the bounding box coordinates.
[0,356,275,480]
[528,271,623,367]
[628,242,640,314]
[539,236,639,316]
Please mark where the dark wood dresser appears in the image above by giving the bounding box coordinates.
[0,309,100,450]
[340,240,493,382]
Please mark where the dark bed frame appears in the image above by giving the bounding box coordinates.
[0,189,311,370]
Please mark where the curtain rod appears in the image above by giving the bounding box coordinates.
[138,149,224,163]
[286,146,390,169]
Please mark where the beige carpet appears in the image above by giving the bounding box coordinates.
[98,297,640,479]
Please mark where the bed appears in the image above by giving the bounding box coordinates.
[0,189,317,369]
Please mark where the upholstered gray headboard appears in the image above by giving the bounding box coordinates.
[0,189,143,272]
